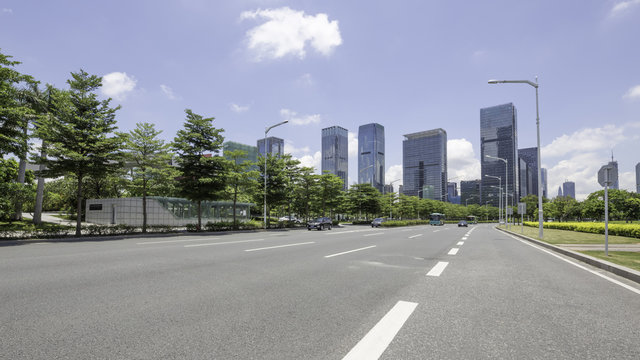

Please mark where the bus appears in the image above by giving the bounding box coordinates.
[429,213,446,226]
[466,215,477,224]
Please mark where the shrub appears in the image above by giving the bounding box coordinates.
[381,220,430,227]
[185,223,199,232]
[146,225,175,233]
[523,221,640,239]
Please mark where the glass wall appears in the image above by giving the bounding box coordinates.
[402,129,447,201]
[358,123,385,192]
[321,126,349,190]
[257,137,284,157]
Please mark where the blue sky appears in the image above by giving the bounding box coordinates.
[1,0,639,200]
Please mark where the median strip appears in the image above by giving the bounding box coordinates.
[325,245,377,258]
[244,242,315,252]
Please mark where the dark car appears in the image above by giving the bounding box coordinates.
[371,218,386,227]
[458,220,468,227]
[308,217,332,231]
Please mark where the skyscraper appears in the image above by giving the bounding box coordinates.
[447,182,460,204]
[460,179,481,206]
[403,129,447,201]
[321,126,349,190]
[358,123,385,192]
[541,168,548,198]
[518,147,539,196]
[518,157,529,198]
[223,141,258,164]
[557,186,563,198]
[562,181,576,199]
[257,136,284,157]
[608,158,619,190]
[480,103,519,207]
[636,162,640,193]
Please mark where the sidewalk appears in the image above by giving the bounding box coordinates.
[21,212,78,226]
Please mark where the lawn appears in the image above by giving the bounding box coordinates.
[500,224,640,245]
[580,251,640,272]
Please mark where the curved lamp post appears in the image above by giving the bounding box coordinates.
[486,155,508,228]
[263,120,288,229]
[485,174,502,223]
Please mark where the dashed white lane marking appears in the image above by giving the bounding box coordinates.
[462,237,468,240]
[342,301,418,360]
[457,241,464,246]
[401,228,417,232]
[325,245,377,258]
[448,248,459,255]
[363,233,384,237]
[325,229,382,236]
[244,242,315,252]
[426,261,449,277]
[185,239,264,248]
[408,234,423,239]
[137,237,221,245]
[505,233,640,296]
[433,230,441,233]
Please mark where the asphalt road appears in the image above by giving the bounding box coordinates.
[1,224,639,359]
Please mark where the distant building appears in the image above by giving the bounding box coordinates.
[358,123,385,192]
[608,159,619,190]
[447,182,460,204]
[257,136,284,157]
[321,126,349,190]
[223,141,258,164]
[557,186,563,198]
[562,181,576,199]
[383,184,394,194]
[518,147,539,196]
[481,103,519,207]
[398,185,403,195]
[518,157,531,199]
[403,129,448,201]
[636,162,640,193]
[461,179,481,206]
[541,168,548,198]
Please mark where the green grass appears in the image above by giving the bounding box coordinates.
[580,251,640,272]
[501,224,640,245]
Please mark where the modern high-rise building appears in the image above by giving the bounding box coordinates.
[257,136,284,157]
[562,181,576,199]
[480,103,519,207]
[223,141,258,164]
[403,129,447,201]
[383,184,394,194]
[541,168,548,198]
[518,157,530,198]
[636,162,640,193]
[557,186,563,198]
[460,179,481,206]
[358,123,385,192]
[518,147,539,196]
[321,126,349,190]
[608,159,619,190]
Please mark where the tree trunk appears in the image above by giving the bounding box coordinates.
[34,139,47,225]
[233,183,238,228]
[197,200,202,231]
[11,125,28,221]
[76,176,83,237]
[142,177,147,233]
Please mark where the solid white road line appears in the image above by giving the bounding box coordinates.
[325,229,379,236]
[184,239,264,248]
[342,301,418,360]
[363,233,384,237]
[244,241,315,252]
[457,241,464,246]
[325,245,377,258]
[137,237,221,245]
[448,248,459,255]
[426,261,449,277]
[408,234,423,239]
[505,233,640,296]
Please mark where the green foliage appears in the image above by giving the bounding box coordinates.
[224,149,259,226]
[254,154,298,225]
[346,183,381,219]
[204,220,262,231]
[523,221,640,239]
[312,172,345,216]
[0,158,36,221]
[381,219,431,227]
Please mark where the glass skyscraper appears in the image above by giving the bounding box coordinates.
[608,159,619,189]
[402,129,447,201]
[358,123,385,192]
[518,147,538,196]
[321,126,349,190]
[223,141,258,164]
[460,179,481,206]
[257,136,284,157]
[480,103,519,207]
[562,181,576,199]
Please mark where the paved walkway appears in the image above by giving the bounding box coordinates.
[21,212,78,226]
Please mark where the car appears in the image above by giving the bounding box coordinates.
[371,218,386,227]
[458,220,468,227]
[307,217,332,231]
[278,216,301,223]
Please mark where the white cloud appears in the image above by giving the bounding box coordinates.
[101,72,136,100]
[348,132,358,157]
[2,8,12,14]
[240,7,342,61]
[623,85,640,100]
[297,73,314,86]
[385,165,403,186]
[230,103,250,113]
[284,140,310,154]
[542,124,629,159]
[296,151,321,173]
[280,108,321,125]
[160,84,178,100]
[447,138,481,182]
[610,0,640,17]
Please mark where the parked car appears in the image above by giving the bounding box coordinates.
[371,218,386,227]
[278,216,301,223]
[457,220,468,227]
[307,217,332,231]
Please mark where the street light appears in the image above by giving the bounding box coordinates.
[465,195,478,207]
[263,120,288,229]
[486,155,508,228]
[488,77,543,239]
[486,174,502,224]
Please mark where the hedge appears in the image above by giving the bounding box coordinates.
[523,221,640,239]
[381,220,431,227]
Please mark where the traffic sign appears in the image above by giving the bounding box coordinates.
[598,165,617,187]
[518,202,526,215]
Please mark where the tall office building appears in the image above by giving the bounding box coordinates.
[403,129,448,201]
[608,159,619,190]
[257,136,284,157]
[383,184,394,194]
[562,181,576,199]
[518,158,529,198]
[321,126,349,190]
[518,147,539,196]
[223,141,258,164]
[557,186,563,198]
[480,103,519,207]
[358,123,385,192]
[447,182,460,204]
[636,162,640,193]
[460,179,481,206]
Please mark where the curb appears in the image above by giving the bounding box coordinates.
[496,227,640,284]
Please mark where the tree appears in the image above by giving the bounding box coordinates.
[346,183,381,219]
[255,154,292,227]
[291,167,317,221]
[224,149,259,228]
[0,158,35,221]
[33,70,124,236]
[172,109,226,230]
[313,172,345,217]
[123,122,176,232]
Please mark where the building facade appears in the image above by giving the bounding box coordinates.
[608,160,619,189]
[518,147,539,196]
[321,126,349,190]
[358,123,385,192]
[541,168,548,198]
[562,181,576,199]
[403,129,448,201]
[257,136,284,157]
[223,141,258,164]
[480,103,519,207]
[460,179,481,206]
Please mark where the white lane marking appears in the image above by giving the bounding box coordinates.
[325,229,382,236]
[457,241,464,246]
[505,233,640,296]
[462,237,468,240]
[342,301,418,360]
[137,237,221,245]
[244,241,315,252]
[325,245,377,258]
[448,248,459,255]
[433,230,441,233]
[185,239,264,248]
[408,234,423,239]
[426,261,449,277]
[401,228,416,232]
[364,233,384,237]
